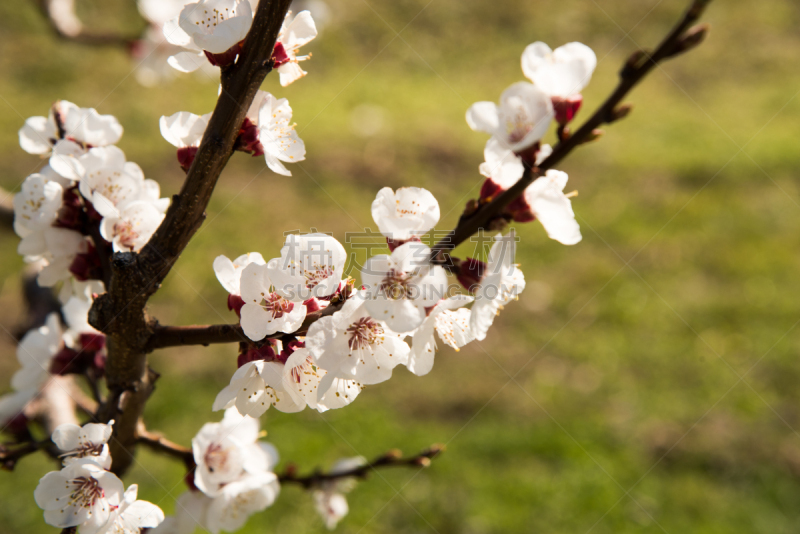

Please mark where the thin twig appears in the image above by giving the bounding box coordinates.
[430,0,712,262]
[137,425,194,464]
[146,295,347,351]
[34,0,139,47]
[278,445,445,489]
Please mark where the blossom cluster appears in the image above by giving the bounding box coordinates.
[16,100,170,298]
[0,300,106,433]
[153,409,280,534]
[211,186,527,419]
[6,0,603,526]
[134,0,317,87]
[34,420,165,534]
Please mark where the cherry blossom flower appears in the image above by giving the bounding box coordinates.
[100,200,165,253]
[408,295,474,376]
[267,233,347,302]
[466,82,554,153]
[214,252,266,313]
[13,173,64,248]
[11,313,63,398]
[192,408,280,495]
[175,0,253,54]
[205,472,280,534]
[361,242,448,333]
[312,457,366,529]
[521,42,597,124]
[95,484,164,534]
[272,10,318,86]
[256,93,306,176]
[75,146,147,210]
[517,170,582,244]
[470,232,526,341]
[212,358,307,416]
[19,101,122,157]
[52,420,114,470]
[34,459,124,530]
[215,340,346,415]
[160,111,211,149]
[371,187,440,242]
[478,138,552,200]
[306,291,410,385]
[238,262,307,341]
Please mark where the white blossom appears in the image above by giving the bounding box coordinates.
[205,472,280,534]
[312,457,365,530]
[267,233,347,301]
[523,170,581,245]
[34,459,125,530]
[100,200,165,253]
[470,232,526,341]
[361,242,448,333]
[408,295,474,376]
[166,0,253,55]
[11,313,63,395]
[479,138,552,192]
[192,408,280,495]
[521,42,597,99]
[76,146,147,210]
[274,10,318,86]
[238,262,307,341]
[95,484,164,534]
[13,173,64,245]
[160,111,212,148]
[256,93,306,176]
[212,359,307,416]
[466,82,554,152]
[306,291,410,385]
[52,420,114,470]
[19,101,122,158]
[371,187,440,241]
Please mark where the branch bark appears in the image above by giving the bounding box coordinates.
[430,0,712,262]
[35,0,139,46]
[88,0,294,476]
[278,445,445,489]
[146,296,347,351]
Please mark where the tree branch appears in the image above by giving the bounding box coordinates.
[34,0,140,47]
[278,445,445,490]
[430,0,712,261]
[87,0,294,476]
[137,425,194,464]
[145,296,347,351]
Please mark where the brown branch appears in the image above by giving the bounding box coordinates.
[145,295,348,351]
[35,0,139,47]
[430,0,712,261]
[137,425,194,464]
[87,0,294,476]
[278,445,445,490]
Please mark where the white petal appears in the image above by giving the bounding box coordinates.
[466,101,500,135]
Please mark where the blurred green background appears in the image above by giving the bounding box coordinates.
[2,0,800,532]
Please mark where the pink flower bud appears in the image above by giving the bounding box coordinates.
[551,94,583,125]
[227,294,245,317]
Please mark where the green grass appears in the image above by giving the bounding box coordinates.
[2,0,800,532]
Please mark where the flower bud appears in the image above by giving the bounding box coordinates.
[227,294,246,317]
[551,94,583,125]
